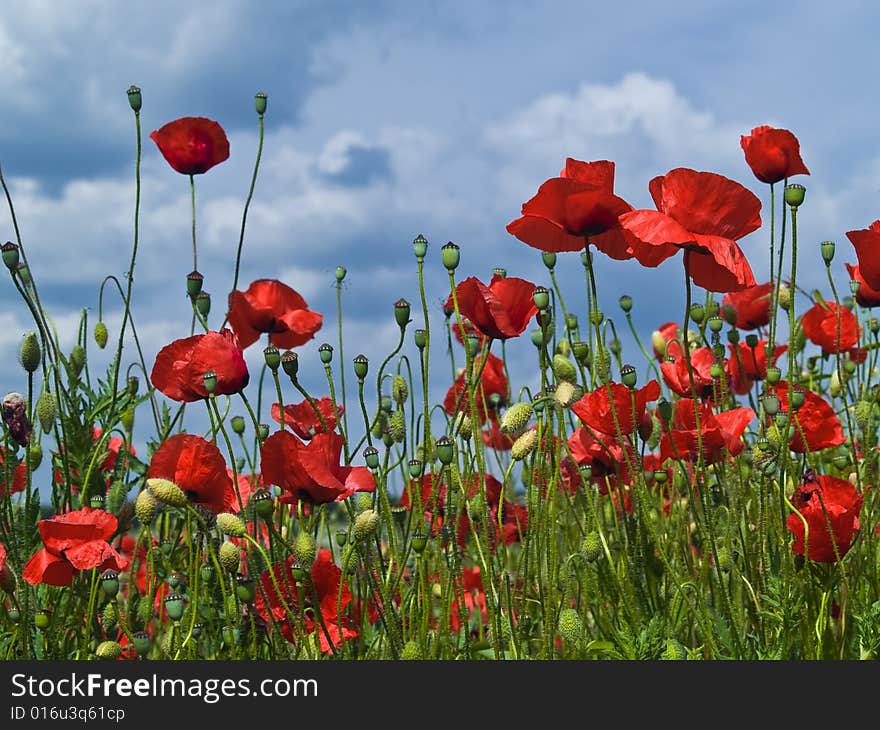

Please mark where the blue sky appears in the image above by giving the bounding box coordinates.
[1,0,877,475]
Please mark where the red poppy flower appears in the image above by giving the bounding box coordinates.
[271,398,342,439]
[845,263,880,308]
[661,345,725,400]
[727,340,787,395]
[0,542,13,594]
[568,426,634,494]
[151,328,249,403]
[227,279,323,350]
[227,470,261,514]
[150,117,229,175]
[260,430,375,505]
[619,168,761,292]
[846,221,880,290]
[449,565,490,633]
[740,126,810,184]
[652,322,680,360]
[659,399,754,465]
[449,316,490,350]
[800,300,861,355]
[443,352,509,424]
[22,507,127,587]
[507,158,668,265]
[148,434,236,514]
[445,273,538,341]
[786,472,862,563]
[775,382,845,454]
[571,380,660,438]
[0,447,26,497]
[93,426,135,473]
[721,282,773,330]
[255,548,356,652]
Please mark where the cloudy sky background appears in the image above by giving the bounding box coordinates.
[1,0,877,482]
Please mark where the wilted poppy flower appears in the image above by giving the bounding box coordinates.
[271,398,342,439]
[443,352,509,424]
[255,548,356,652]
[227,279,323,350]
[846,221,880,290]
[659,399,754,465]
[444,273,538,340]
[786,471,862,563]
[23,507,128,587]
[727,340,787,395]
[150,117,229,175]
[2,393,31,447]
[507,158,667,265]
[151,328,249,403]
[740,126,810,184]
[571,380,660,438]
[661,345,725,400]
[619,168,760,292]
[260,430,375,505]
[147,434,237,514]
[721,282,773,330]
[800,300,861,354]
[846,263,880,308]
[775,381,845,454]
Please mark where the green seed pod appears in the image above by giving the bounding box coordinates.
[126,85,142,112]
[441,241,460,271]
[784,183,806,208]
[20,332,41,373]
[412,233,428,260]
[394,298,411,328]
[353,354,369,381]
[254,91,268,115]
[100,569,120,598]
[1,242,19,271]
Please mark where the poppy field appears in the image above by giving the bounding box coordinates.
[1,87,879,661]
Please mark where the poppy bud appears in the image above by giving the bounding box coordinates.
[261,345,280,371]
[195,291,211,317]
[294,531,317,566]
[1,242,19,271]
[557,608,583,644]
[335,265,347,282]
[164,592,186,622]
[147,477,189,508]
[394,298,411,328]
[389,409,406,443]
[353,508,380,541]
[186,270,204,298]
[454,413,472,440]
[541,251,557,270]
[135,488,158,525]
[126,85,142,112]
[229,415,245,435]
[531,286,550,311]
[511,429,538,461]
[621,364,637,389]
[820,240,836,264]
[552,354,577,384]
[101,601,118,635]
[778,284,791,311]
[651,330,669,359]
[435,436,454,465]
[363,445,379,469]
[392,375,408,404]
[202,370,217,394]
[855,400,873,433]
[441,241,460,271]
[96,640,123,660]
[592,348,610,384]
[784,183,806,208]
[36,390,56,434]
[501,402,532,435]
[127,375,139,396]
[572,341,590,364]
[281,350,298,377]
[492,267,507,278]
[217,513,247,538]
[93,320,109,350]
[530,328,548,348]
[412,233,428,260]
[254,91,268,115]
[219,541,241,573]
[27,442,42,471]
[581,532,602,562]
[868,316,879,335]
[318,343,333,365]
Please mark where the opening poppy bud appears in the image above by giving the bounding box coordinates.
[621,364,637,389]
[558,608,583,643]
[820,240,836,264]
[708,315,723,334]
[389,409,406,442]
[408,459,423,478]
[689,304,705,324]
[542,251,557,270]
[651,330,669,358]
[353,508,380,541]
[219,541,241,573]
[492,267,507,278]
[164,592,186,622]
[555,381,580,408]
[1,242,19,272]
[572,341,590,364]
[784,183,806,208]
[96,640,123,660]
[318,343,333,365]
[135,488,158,525]
[394,298,411,328]
[202,369,217,394]
[93,321,108,349]
[194,291,211,317]
[412,233,428,260]
[500,402,532,436]
[435,436,454,465]
[186,270,204,298]
[19,332,40,373]
[414,329,427,350]
[217,512,247,538]
[257,423,270,441]
[126,85,142,112]
[254,91,268,115]
[441,241,460,271]
[511,429,538,461]
[362,445,379,470]
[552,354,577,384]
